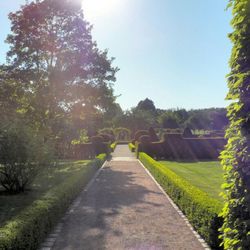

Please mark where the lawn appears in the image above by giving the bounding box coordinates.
[159,161,224,201]
[0,160,91,227]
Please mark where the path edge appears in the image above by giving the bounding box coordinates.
[39,160,108,250]
[137,159,211,250]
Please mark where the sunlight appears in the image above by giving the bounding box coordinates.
[82,0,122,20]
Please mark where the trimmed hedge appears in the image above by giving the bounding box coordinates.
[128,143,135,152]
[110,142,117,152]
[137,133,226,160]
[0,154,106,250]
[73,142,111,159]
[139,153,223,249]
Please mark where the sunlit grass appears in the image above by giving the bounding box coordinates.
[0,160,90,227]
[159,161,224,201]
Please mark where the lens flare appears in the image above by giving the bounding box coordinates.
[82,0,122,20]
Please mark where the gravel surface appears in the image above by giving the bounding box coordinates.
[52,145,205,250]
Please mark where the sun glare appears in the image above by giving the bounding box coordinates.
[82,0,122,20]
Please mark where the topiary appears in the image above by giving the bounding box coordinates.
[98,133,111,142]
[91,136,103,144]
[220,1,250,249]
[139,135,152,144]
[134,130,149,142]
[182,127,193,138]
[148,127,159,142]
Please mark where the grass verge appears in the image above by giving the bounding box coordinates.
[159,161,223,201]
[0,154,106,250]
[139,153,223,249]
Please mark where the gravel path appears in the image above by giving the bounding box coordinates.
[51,145,205,250]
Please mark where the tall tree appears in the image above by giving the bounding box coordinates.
[136,98,156,113]
[4,0,118,135]
[220,1,250,249]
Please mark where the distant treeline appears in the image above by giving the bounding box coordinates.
[112,98,228,132]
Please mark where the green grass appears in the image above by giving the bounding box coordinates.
[0,160,90,227]
[159,161,223,201]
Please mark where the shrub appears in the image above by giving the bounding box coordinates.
[98,133,111,143]
[137,132,226,161]
[114,127,131,141]
[73,143,94,159]
[139,153,223,249]
[182,127,193,138]
[91,136,104,144]
[128,142,135,152]
[148,127,159,142]
[98,128,115,137]
[139,135,152,144]
[0,123,54,193]
[219,1,250,248]
[110,142,117,152]
[0,154,106,250]
[134,130,149,142]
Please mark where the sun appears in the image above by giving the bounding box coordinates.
[82,0,121,20]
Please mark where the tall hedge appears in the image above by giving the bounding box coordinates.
[220,1,250,249]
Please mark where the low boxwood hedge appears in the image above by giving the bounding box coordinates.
[110,142,117,152]
[0,154,106,250]
[128,143,135,152]
[139,152,223,249]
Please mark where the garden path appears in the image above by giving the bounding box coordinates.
[46,145,207,250]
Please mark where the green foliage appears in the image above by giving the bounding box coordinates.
[71,129,89,145]
[134,130,149,142]
[220,1,250,249]
[148,127,159,142]
[159,161,224,200]
[137,133,226,161]
[0,155,106,250]
[128,143,135,152]
[158,112,180,129]
[110,142,117,152]
[139,153,223,249]
[136,98,156,113]
[0,121,54,193]
[114,127,131,141]
[1,0,118,149]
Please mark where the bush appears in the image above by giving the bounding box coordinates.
[148,127,159,142]
[73,142,110,159]
[114,127,131,141]
[182,127,193,138]
[134,130,149,142]
[91,136,104,144]
[0,154,106,250]
[0,123,54,193]
[139,135,152,144]
[139,153,223,249]
[99,133,112,143]
[128,143,135,152]
[137,132,226,161]
[110,142,117,152]
[73,143,94,159]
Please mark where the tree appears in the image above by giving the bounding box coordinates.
[4,0,118,137]
[158,111,179,129]
[136,98,156,113]
[220,1,250,249]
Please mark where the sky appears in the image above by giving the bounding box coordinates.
[0,0,232,111]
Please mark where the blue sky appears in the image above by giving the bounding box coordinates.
[0,1,232,110]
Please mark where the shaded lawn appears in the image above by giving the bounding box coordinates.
[0,160,90,227]
[159,161,224,201]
